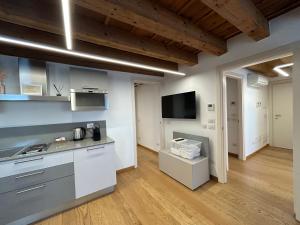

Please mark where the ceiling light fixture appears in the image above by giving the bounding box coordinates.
[0,35,185,76]
[61,0,72,50]
[273,63,294,77]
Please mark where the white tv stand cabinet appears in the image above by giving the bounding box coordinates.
[159,132,210,190]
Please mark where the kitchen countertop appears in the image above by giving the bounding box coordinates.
[0,137,114,162]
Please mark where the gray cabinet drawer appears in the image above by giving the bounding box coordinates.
[0,163,74,194]
[0,175,75,225]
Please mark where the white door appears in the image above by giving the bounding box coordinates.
[272,82,293,149]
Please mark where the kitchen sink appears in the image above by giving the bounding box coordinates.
[16,144,49,156]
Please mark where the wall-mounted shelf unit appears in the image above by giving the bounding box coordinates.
[0,94,70,102]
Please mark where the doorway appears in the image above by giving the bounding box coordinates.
[226,76,244,162]
[134,82,162,153]
[219,53,294,183]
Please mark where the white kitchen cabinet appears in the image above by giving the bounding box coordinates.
[73,143,116,198]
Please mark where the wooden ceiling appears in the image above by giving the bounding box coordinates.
[0,0,299,76]
[246,56,293,77]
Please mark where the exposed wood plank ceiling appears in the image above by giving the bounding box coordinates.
[0,0,299,76]
[246,56,293,77]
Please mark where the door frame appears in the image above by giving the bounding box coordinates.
[222,73,245,167]
[216,48,294,183]
[132,80,163,158]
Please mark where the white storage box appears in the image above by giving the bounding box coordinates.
[171,138,202,159]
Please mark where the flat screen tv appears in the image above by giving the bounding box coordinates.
[162,91,196,119]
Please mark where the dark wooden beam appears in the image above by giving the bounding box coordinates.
[200,0,270,41]
[0,22,165,76]
[74,0,227,55]
[0,0,197,65]
[0,21,177,71]
[0,43,164,77]
[74,14,197,65]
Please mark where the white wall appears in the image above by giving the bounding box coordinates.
[162,7,300,177]
[231,69,269,156]
[0,57,161,170]
[135,83,161,152]
[161,72,217,175]
[244,80,269,156]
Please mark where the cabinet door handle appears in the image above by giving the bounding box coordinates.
[14,157,44,164]
[16,184,46,195]
[87,146,105,151]
[15,170,45,179]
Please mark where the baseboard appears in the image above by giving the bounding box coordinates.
[137,144,158,154]
[246,144,269,159]
[228,152,239,158]
[116,166,135,174]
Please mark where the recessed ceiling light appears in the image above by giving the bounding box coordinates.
[273,63,294,77]
[0,35,185,76]
[61,0,72,50]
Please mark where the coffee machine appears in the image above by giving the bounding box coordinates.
[92,124,101,141]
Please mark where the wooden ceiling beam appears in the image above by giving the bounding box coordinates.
[0,0,197,66]
[0,21,177,70]
[74,0,227,55]
[0,21,169,76]
[200,0,270,41]
[0,43,163,77]
[74,15,197,65]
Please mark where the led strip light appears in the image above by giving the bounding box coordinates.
[0,35,186,76]
[273,63,294,77]
[61,0,72,50]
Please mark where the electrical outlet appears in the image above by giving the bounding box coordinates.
[87,123,94,129]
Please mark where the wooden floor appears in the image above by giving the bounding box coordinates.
[35,146,298,225]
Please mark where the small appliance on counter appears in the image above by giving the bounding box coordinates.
[92,125,101,141]
[73,127,86,141]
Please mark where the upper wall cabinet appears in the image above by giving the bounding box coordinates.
[0,54,108,104]
[69,67,108,90]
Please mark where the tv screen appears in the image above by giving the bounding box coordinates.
[162,91,196,119]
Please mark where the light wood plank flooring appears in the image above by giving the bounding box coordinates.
[35,146,298,225]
